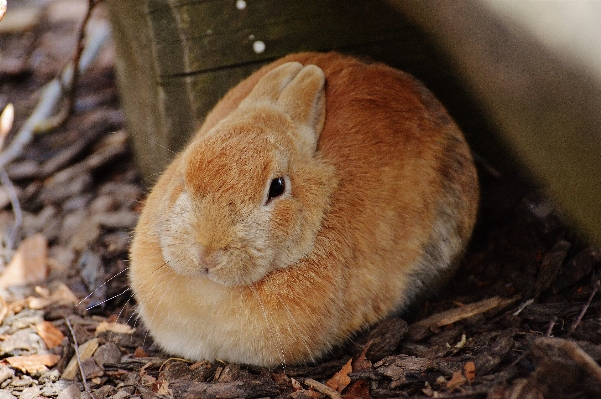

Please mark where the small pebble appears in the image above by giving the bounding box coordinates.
[56,384,81,399]
[94,342,122,367]
[19,386,40,399]
[236,0,246,10]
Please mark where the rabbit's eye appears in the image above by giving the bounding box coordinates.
[267,177,286,202]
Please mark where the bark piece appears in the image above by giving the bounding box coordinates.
[169,379,279,399]
[533,239,571,298]
[407,296,519,341]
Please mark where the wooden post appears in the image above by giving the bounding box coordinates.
[105,0,485,180]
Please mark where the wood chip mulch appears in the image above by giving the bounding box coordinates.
[1,2,600,398]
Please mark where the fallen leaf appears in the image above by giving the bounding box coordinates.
[0,234,48,288]
[464,361,476,381]
[95,321,135,335]
[4,354,60,374]
[446,369,466,391]
[326,358,352,392]
[27,283,79,310]
[134,346,148,358]
[36,321,65,349]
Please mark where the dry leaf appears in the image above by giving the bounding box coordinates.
[5,354,60,374]
[0,234,48,288]
[446,369,467,391]
[95,321,135,335]
[28,283,79,310]
[36,321,65,349]
[464,361,476,381]
[326,358,352,392]
[134,346,148,358]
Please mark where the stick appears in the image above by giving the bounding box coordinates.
[568,279,600,334]
[65,317,95,399]
[304,378,344,399]
[0,21,110,171]
[41,0,104,130]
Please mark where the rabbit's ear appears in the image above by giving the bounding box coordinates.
[240,62,304,107]
[276,65,326,151]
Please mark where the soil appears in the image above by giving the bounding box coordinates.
[0,1,600,399]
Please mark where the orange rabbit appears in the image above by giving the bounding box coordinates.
[130,52,479,367]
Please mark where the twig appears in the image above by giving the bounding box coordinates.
[65,317,95,399]
[41,0,104,130]
[545,316,557,337]
[512,298,534,316]
[568,279,600,334]
[0,21,110,171]
[304,378,344,399]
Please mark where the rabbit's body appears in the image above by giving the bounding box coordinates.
[130,52,478,366]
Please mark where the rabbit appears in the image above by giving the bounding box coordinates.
[129,52,479,367]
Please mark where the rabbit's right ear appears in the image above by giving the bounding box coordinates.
[276,65,325,152]
[240,62,326,152]
[240,62,304,107]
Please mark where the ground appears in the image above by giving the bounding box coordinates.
[0,1,600,399]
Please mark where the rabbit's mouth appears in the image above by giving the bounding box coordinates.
[200,249,276,287]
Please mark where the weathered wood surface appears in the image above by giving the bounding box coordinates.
[392,0,601,243]
[106,0,485,180]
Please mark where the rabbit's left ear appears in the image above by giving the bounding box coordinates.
[276,65,326,151]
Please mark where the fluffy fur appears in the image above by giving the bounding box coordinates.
[130,52,479,367]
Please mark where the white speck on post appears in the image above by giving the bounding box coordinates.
[253,40,266,54]
[236,0,247,10]
[249,34,255,40]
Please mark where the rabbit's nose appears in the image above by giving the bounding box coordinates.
[197,244,221,270]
